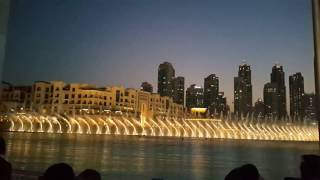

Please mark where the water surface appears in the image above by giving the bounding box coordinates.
[2,132,319,180]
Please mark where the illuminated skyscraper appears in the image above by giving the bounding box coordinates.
[253,98,265,118]
[172,76,185,105]
[302,93,317,121]
[264,64,287,119]
[158,62,175,97]
[263,82,279,118]
[234,63,252,116]
[204,74,219,113]
[186,84,203,109]
[289,72,304,120]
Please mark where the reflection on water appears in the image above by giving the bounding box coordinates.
[2,132,319,180]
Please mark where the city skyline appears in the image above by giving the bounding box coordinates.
[3,0,315,111]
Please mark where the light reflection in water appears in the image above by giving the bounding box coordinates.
[1,132,319,180]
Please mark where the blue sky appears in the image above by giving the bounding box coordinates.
[3,0,315,109]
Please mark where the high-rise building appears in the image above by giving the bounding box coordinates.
[204,74,219,113]
[263,83,279,118]
[289,72,304,120]
[186,84,203,109]
[234,63,252,116]
[172,76,185,105]
[216,92,228,115]
[271,64,287,118]
[253,98,265,118]
[302,93,317,121]
[263,64,287,119]
[158,62,175,97]
[140,82,153,93]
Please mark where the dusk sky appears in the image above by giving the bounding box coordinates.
[3,0,315,109]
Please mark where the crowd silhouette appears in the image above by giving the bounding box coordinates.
[0,136,319,180]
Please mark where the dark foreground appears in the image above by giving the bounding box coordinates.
[2,132,319,180]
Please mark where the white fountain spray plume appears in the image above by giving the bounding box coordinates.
[165,118,178,137]
[70,117,82,133]
[4,111,319,141]
[150,117,163,136]
[9,117,15,131]
[108,115,120,135]
[15,115,24,132]
[84,115,101,134]
[183,120,195,137]
[144,119,155,136]
[115,115,129,135]
[55,114,72,133]
[22,115,33,132]
[128,116,143,135]
[157,117,171,136]
[101,116,111,134]
[35,115,44,133]
[97,117,109,134]
[52,116,62,133]
[206,121,217,138]
[190,120,204,138]
[122,116,138,135]
[197,121,211,138]
[173,118,187,137]
[78,117,91,134]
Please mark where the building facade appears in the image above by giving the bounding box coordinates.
[204,74,219,114]
[234,63,252,116]
[186,84,204,109]
[141,82,153,93]
[263,83,279,118]
[216,92,228,115]
[172,76,185,106]
[289,72,305,120]
[263,65,287,119]
[158,62,175,97]
[253,98,265,118]
[302,93,317,121]
[1,81,184,118]
[271,64,287,118]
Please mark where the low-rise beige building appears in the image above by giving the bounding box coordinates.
[1,81,184,118]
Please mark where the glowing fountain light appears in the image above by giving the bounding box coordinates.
[3,112,319,142]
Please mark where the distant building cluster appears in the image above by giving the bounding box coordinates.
[0,62,317,121]
[157,62,228,117]
[234,63,317,121]
[1,81,184,117]
[234,63,252,117]
[157,62,185,106]
[155,61,316,121]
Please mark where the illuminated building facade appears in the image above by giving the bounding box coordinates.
[264,65,287,119]
[172,76,185,105]
[302,93,317,121]
[1,81,184,117]
[204,74,219,114]
[234,63,252,116]
[141,82,153,93]
[186,84,204,109]
[289,72,305,120]
[158,62,175,97]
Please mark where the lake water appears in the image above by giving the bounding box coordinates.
[2,132,319,180]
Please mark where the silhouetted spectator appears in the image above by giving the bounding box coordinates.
[40,163,75,180]
[300,154,320,180]
[77,169,101,180]
[0,136,12,180]
[225,164,262,180]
